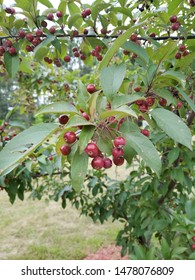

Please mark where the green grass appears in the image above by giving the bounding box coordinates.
[0,192,121,260]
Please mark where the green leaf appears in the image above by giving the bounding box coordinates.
[19,56,33,74]
[89,91,100,119]
[168,148,180,165]
[153,41,177,62]
[15,0,33,12]
[65,115,95,130]
[189,252,195,260]
[154,88,177,105]
[41,8,57,16]
[124,141,136,165]
[4,52,20,78]
[35,102,78,116]
[13,19,25,29]
[98,20,147,70]
[176,87,195,112]
[168,0,183,15]
[100,105,137,119]
[153,219,169,231]
[77,80,89,112]
[51,39,61,53]
[58,1,66,13]
[156,70,186,88]
[133,244,146,260]
[68,13,82,29]
[91,3,110,21]
[151,108,192,150]
[172,247,187,257]
[86,37,107,49]
[78,126,95,154]
[55,137,65,156]
[34,46,49,61]
[68,2,80,15]
[100,63,126,102]
[34,35,55,53]
[71,149,88,192]
[122,41,149,64]
[120,121,161,175]
[38,0,53,8]
[0,123,59,176]
[161,238,171,260]
[97,136,113,156]
[112,94,144,109]
[185,200,195,221]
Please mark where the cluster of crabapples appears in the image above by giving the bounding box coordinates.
[59,127,126,170]
[58,82,128,170]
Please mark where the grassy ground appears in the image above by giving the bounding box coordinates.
[0,191,122,260]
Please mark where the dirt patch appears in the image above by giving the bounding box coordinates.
[84,244,128,260]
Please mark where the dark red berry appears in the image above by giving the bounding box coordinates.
[36,29,43,37]
[32,38,40,46]
[0,46,5,55]
[146,97,155,106]
[5,40,12,47]
[59,114,69,125]
[103,158,113,169]
[130,33,138,41]
[170,15,177,23]
[191,244,195,250]
[95,45,102,52]
[18,30,26,38]
[87,84,96,94]
[60,145,71,155]
[26,45,33,52]
[64,55,71,62]
[114,137,126,148]
[177,101,182,109]
[139,104,148,113]
[113,157,124,166]
[159,98,167,106]
[47,13,54,20]
[91,156,104,170]
[134,87,141,92]
[112,147,124,159]
[56,11,63,18]
[85,8,91,16]
[179,45,186,52]
[80,54,86,60]
[141,129,150,137]
[85,143,99,158]
[191,236,195,242]
[26,33,34,42]
[171,22,180,31]
[150,32,156,38]
[49,26,56,34]
[82,112,90,121]
[101,28,107,35]
[175,52,182,59]
[73,30,79,37]
[41,21,47,27]
[64,131,76,144]
[183,50,189,56]
[74,51,80,57]
[8,46,17,55]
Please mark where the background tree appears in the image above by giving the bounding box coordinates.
[0,0,195,259]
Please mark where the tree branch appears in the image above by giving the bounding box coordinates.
[0,34,195,41]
